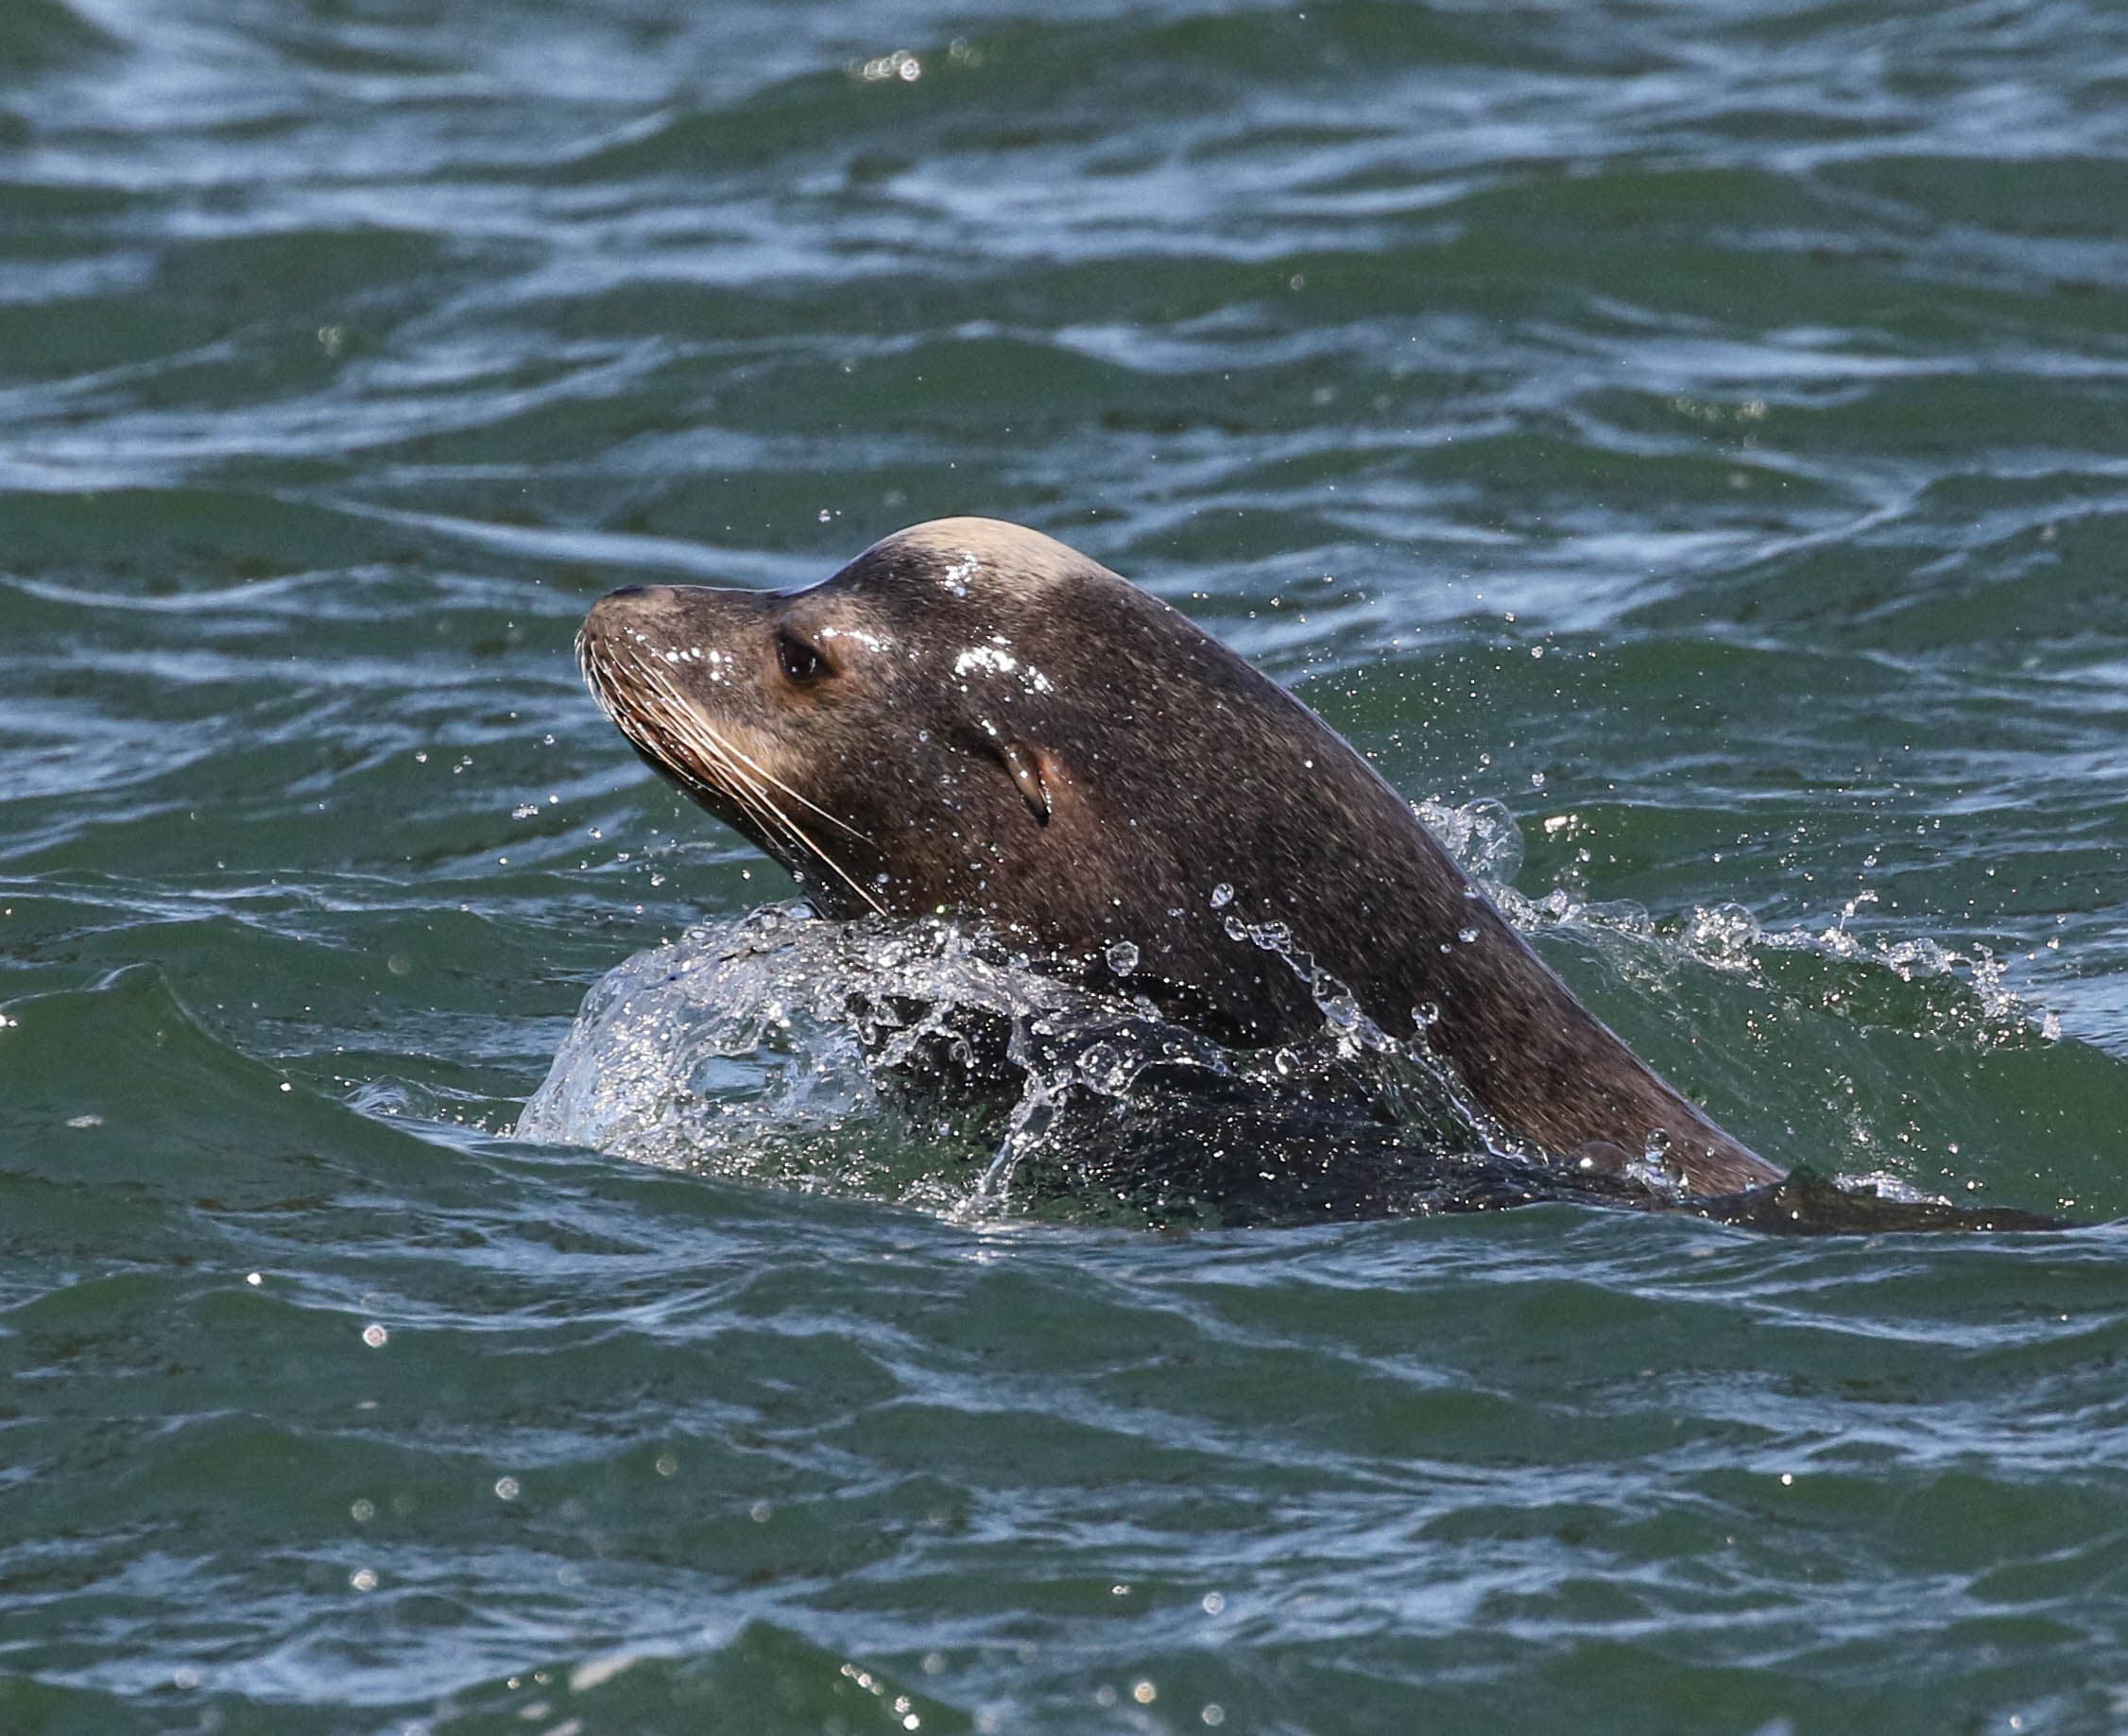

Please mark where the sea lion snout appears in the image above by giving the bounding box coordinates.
[580,583,675,657]
[578,585,781,687]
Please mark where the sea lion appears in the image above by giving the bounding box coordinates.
[575,517,1782,1199]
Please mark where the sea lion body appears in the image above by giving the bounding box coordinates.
[577,518,1781,1198]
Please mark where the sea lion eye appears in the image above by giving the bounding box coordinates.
[777,631,829,685]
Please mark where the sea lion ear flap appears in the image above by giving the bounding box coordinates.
[996,739,1064,827]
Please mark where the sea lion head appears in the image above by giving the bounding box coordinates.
[578,518,1302,977]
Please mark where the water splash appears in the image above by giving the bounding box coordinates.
[516,801,2071,1222]
[518,902,1519,1223]
[1416,794,2061,1052]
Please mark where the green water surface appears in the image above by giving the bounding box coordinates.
[4,1,2128,1731]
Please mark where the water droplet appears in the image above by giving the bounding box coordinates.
[1209,883,1234,909]
[1105,941,1140,974]
[1315,987,1361,1030]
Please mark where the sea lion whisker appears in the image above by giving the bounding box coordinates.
[609,656,886,918]
[637,662,875,847]
[717,742,876,847]
[684,726,884,917]
[626,679,792,847]
[750,792,888,917]
[612,651,815,833]
[681,729,886,917]
[581,636,756,820]
[679,736,817,870]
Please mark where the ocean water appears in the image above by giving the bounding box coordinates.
[5,0,2128,1730]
